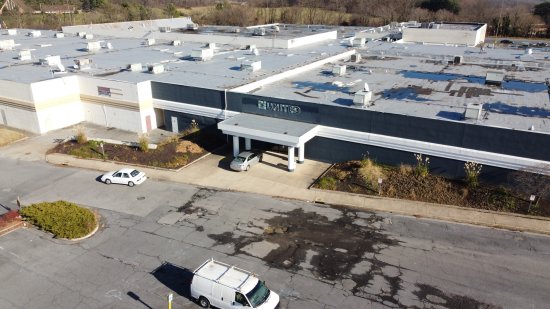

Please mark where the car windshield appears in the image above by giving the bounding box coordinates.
[234,156,246,163]
[130,170,140,177]
[246,281,270,308]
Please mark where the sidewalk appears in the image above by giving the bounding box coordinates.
[3,123,550,235]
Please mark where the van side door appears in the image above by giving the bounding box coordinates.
[211,283,224,308]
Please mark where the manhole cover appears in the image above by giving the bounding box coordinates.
[137,196,145,200]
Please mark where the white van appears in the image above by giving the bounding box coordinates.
[190,258,280,309]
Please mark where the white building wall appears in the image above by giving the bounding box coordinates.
[0,80,39,133]
[31,76,83,133]
[78,76,144,133]
[402,27,484,46]
[136,80,157,132]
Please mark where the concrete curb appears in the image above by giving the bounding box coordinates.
[46,152,550,235]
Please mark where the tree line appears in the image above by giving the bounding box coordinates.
[1,0,549,38]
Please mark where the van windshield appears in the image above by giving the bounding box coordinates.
[246,281,270,307]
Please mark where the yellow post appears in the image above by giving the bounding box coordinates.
[168,293,173,309]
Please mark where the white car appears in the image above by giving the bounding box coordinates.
[230,151,263,171]
[101,168,146,187]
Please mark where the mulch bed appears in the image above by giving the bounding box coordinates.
[48,130,226,170]
[0,210,23,237]
[313,160,550,217]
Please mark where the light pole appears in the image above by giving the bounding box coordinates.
[99,142,105,160]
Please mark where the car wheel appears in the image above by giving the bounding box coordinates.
[259,155,263,162]
[198,296,210,308]
[128,181,135,187]
[105,179,111,185]
[246,165,250,171]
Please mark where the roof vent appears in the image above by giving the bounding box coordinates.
[54,32,64,38]
[187,23,199,31]
[350,53,361,63]
[332,65,347,76]
[352,37,366,47]
[74,58,92,70]
[28,30,41,37]
[191,48,214,61]
[485,70,504,86]
[127,63,142,72]
[145,38,156,46]
[84,33,94,40]
[19,50,31,61]
[148,64,165,74]
[253,28,266,36]
[159,26,172,33]
[525,48,533,55]
[241,60,261,72]
[7,29,17,35]
[353,85,373,106]
[453,55,463,65]
[0,39,15,51]
[172,40,181,46]
[87,41,101,52]
[39,55,61,66]
[464,103,483,120]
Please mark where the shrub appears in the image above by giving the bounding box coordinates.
[318,177,337,190]
[414,153,430,178]
[358,157,385,190]
[464,161,482,188]
[138,134,149,153]
[399,164,413,175]
[489,187,517,212]
[74,125,87,144]
[20,201,96,239]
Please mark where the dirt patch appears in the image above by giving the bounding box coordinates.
[48,130,224,169]
[0,127,26,147]
[314,161,550,217]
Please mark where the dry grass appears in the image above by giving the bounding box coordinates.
[358,158,385,190]
[0,128,26,147]
[176,140,203,154]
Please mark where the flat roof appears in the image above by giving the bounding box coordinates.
[218,113,318,146]
[253,40,550,134]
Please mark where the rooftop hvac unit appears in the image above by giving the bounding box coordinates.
[187,23,199,31]
[253,28,266,36]
[148,64,164,74]
[0,39,15,51]
[7,29,17,35]
[464,103,483,120]
[272,25,280,32]
[84,33,94,40]
[74,58,92,70]
[39,55,61,66]
[207,42,216,49]
[525,48,533,55]
[485,70,504,86]
[352,37,366,47]
[145,38,156,46]
[55,32,64,38]
[350,54,361,63]
[332,65,347,76]
[246,44,256,50]
[87,41,101,52]
[19,50,31,61]
[353,90,373,106]
[453,55,463,65]
[159,26,172,33]
[77,32,86,38]
[232,28,240,33]
[241,60,261,72]
[27,31,41,37]
[172,40,181,46]
[127,63,142,72]
[191,48,214,61]
[104,42,113,49]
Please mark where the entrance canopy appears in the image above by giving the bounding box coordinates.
[218,113,318,147]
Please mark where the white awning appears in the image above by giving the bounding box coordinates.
[218,113,318,147]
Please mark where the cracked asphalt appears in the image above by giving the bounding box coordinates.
[1,158,550,308]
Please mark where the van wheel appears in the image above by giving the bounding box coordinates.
[198,296,210,308]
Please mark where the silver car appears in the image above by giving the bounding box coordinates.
[230,151,263,171]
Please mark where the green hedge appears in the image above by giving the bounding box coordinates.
[20,201,96,239]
